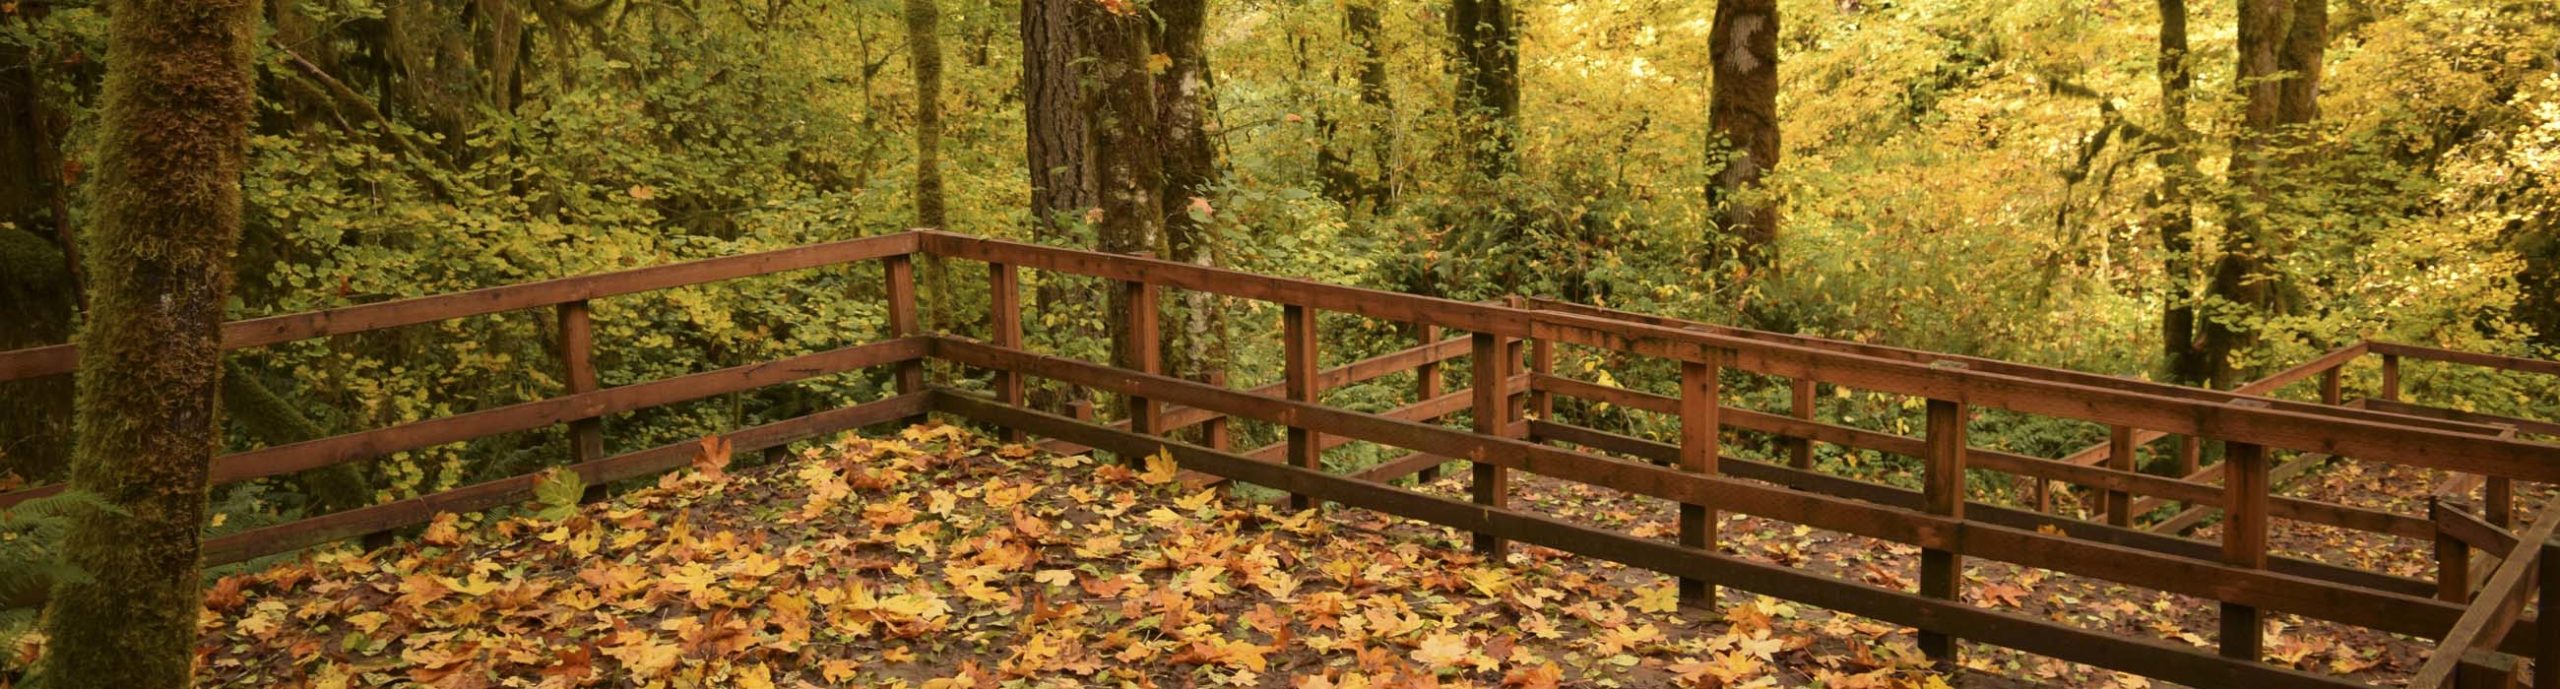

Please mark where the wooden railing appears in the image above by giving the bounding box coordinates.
[0,233,931,566]
[9,229,2560,686]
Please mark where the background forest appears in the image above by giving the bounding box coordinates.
[3,0,2560,565]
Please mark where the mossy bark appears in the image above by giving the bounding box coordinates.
[35,0,260,685]
[1707,0,1779,271]
[1154,0,1227,444]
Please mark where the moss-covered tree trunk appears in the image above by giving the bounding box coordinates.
[1076,0,1166,385]
[35,0,260,684]
[1707,0,1779,271]
[1449,0,1517,181]
[1022,0,1097,412]
[2154,0,2207,386]
[1155,0,1226,441]
[908,0,947,230]
[2205,0,2322,388]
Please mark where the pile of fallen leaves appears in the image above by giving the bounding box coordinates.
[182,425,1959,688]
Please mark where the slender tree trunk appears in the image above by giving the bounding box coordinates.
[1350,1,1394,209]
[1319,0,1394,210]
[0,9,77,484]
[2206,0,2323,388]
[907,0,955,338]
[1022,0,1095,410]
[1076,0,1165,387]
[37,0,259,684]
[2155,0,2207,385]
[908,0,948,230]
[1156,0,1225,412]
[1449,0,1518,181]
[1707,0,1780,270]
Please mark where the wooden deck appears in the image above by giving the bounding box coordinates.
[5,229,2557,687]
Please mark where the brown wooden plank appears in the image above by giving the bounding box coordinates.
[1920,398,1968,662]
[2369,398,2560,439]
[558,301,604,464]
[1417,323,1447,482]
[2106,425,2134,527]
[885,254,927,428]
[202,392,929,566]
[1679,360,1720,607]
[1034,335,1472,457]
[1533,372,2433,539]
[2222,441,2271,662]
[931,391,2369,689]
[1356,451,1452,484]
[989,262,1025,442]
[2436,499,2522,555]
[2412,508,2560,688]
[2538,542,2560,689]
[1286,304,1321,510]
[1472,331,1509,556]
[0,233,921,383]
[935,338,2508,649]
[2383,353,2403,401]
[2373,341,2560,379]
[1528,299,2488,440]
[1526,418,2442,598]
[1789,377,1817,469]
[0,337,929,508]
[1122,279,1161,444]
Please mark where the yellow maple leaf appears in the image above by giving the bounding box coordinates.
[734,662,777,689]
[1174,487,1220,511]
[1631,581,1679,614]
[422,512,464,547]
[1410,631,1471,668]
[1139,447,1181,485]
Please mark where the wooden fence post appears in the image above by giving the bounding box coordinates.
[1415,323,1444,483]
[1203,369,1231,451]
[1920,397,1968,664]
[1286,304,1321,510]
[885,255,926,428]
[1121,278,1161,444]
[1789,378,1817,469]
[2320,367,2343,405]
[1471,331,1509,558]
[2435,498,2472,605]
[2538,542,2560,689]
[1529,338,1554,423]
[558,300,611,503]
[989,262,1024,442]
[1679,359,1721,609]
[557,300,603,466]
[2382,353,2402,402]
[2106,425,2134,527]
[2221,440,2270,662]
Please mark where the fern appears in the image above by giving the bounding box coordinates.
[0,490,119,675]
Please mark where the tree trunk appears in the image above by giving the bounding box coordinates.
[1075,0,1164,397]
[1155,0,1226,415]
[1350,1,1394,209]
[1707,0,1780,270]
[1021,0,1096,411]
[1449,0,1518,181]
[2155,0,2207,386]
[2205,0,2323,388]
[37,0,259,684]
[0,11,77,484]
[908,0,948,230]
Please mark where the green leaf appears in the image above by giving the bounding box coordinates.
[532,467,585,520]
